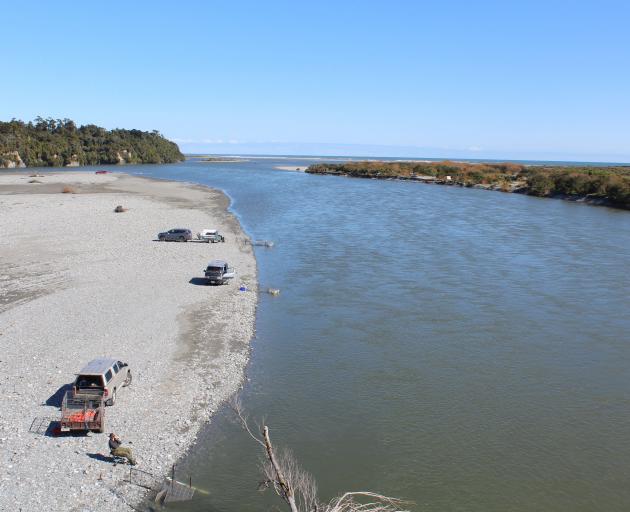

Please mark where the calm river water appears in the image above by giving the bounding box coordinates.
[126,157,630,511]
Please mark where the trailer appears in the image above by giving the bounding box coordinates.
[197,229,226,243]
[60,391,105,433]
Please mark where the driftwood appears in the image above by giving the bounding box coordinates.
[263,426,300,512]
[230,399,409,512]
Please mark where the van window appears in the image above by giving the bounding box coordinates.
[105,369,113,382]
[113,363,119,373]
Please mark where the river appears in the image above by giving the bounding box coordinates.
[125,157,630,511]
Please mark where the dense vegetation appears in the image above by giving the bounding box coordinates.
[307,161,630,209]
[0,118,184,167]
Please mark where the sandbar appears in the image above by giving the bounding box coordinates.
[0,171,257,510]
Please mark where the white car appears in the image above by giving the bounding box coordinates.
[197,229,225,243]
[73,358,132,406]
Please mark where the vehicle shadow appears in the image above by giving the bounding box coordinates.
[40,420,91,437]
[189,277,209,286]
[42,420,62,437]
[46,383,72,408]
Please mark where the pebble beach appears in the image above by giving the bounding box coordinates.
[0,172,257,511]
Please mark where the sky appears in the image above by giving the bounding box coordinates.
[2,0,630,161]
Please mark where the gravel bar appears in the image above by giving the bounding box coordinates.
[0,172,257,511]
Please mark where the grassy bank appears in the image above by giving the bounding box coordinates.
[306,161,630,209]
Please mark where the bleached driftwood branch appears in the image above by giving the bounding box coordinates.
[229,399,410,512]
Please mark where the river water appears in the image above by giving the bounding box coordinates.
[125,157,630,511]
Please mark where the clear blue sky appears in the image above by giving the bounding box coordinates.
[3,1,629,161]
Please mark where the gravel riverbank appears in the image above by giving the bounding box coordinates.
[0,172,257,511]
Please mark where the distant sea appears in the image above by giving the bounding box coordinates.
[187,153,630,167]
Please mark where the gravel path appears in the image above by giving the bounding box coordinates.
[0,172,257,511]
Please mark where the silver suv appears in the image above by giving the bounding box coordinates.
[204,259,236,285]
[73,358,132,406]
[158,228,193,242]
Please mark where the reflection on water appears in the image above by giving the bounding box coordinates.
[125,158,630,511]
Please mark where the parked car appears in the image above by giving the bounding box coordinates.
[73,358,132,406]
[158,228,193,242]
[204,259,236,285]
[197,229,226,243]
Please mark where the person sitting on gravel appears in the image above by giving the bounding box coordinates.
[109,433,137,465]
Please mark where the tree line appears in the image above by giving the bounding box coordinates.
[307,161,630,209]
[0,117,184,167]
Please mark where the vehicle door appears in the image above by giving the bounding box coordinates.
[223,264,236,280]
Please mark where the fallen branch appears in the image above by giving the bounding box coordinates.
[230,400,410,512]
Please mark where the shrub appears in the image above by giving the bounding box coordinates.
[306,162,630,208]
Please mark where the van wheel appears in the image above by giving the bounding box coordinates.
[106,389,116,406]
[123,370,132,387]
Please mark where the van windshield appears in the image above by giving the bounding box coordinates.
[207,266,222,272]
[76,375,103,389]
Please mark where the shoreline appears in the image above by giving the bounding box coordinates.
[274,165,308,172]
[0,171,257,511]
[306,168,630,211]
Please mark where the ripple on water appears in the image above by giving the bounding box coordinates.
[127,159,630,512]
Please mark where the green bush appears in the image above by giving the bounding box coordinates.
[307,161,630,209]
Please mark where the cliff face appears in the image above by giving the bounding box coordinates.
[116,149,132,164]
[0,150,136,168]
[1,151,26,168]
[65,155,81,167]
